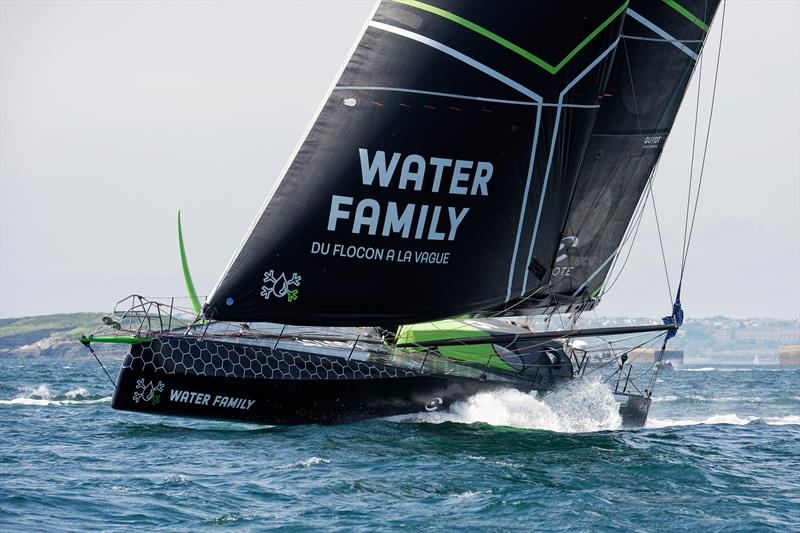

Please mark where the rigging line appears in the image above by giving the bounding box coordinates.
[599,177,652,296]
[647,334,673,394]
[572,250,622,297]
[611,162,657,264]
[574,37,676,304]
[681,33,705,275]
[590,328,670,348]
[491,323,666,357]
[588,330,661,351]
[563,58,640,239]
[590,331,667,366]
[82,342,117,390]
[567,171,609,238]
[622,33,673,311]
[600,175,653,293]
[576,331,670,352]
[583,332,667,378]
[682,0,727,277]
[630,356,667,381]
[599,170,653,291]
[623,37,644,136]
[649,167,675,304]
[490,283,549,317]
[520,37,622,296]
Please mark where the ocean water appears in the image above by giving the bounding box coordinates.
[1,356,798,532]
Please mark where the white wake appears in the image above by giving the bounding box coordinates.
[0,383,111,406]
[647,414,800,428]
[403,379,623,433]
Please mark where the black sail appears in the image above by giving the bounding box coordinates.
[204,0,629,325]
[503,0,721,316]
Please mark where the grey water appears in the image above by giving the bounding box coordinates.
[1,356,798,532]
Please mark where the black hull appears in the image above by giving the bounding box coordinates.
[110,336,648,427]
[111,336,515,425]
[618,394,652,429]
[113,366,508,425]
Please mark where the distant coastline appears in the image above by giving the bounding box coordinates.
[1,312,798,362]
[0,312,112,357]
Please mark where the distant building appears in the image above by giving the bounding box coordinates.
[778,345,800,365]
[714,328,800,342]
[628,348,684,365]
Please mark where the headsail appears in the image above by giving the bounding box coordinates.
[500,0,721,316]
[205,0,628,325]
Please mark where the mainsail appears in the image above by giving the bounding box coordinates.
[505,0,721,316]
[205,0,629,325]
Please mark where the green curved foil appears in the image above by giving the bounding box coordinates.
[178,210,202,316]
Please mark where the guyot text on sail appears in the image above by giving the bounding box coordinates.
[326,148,492,241]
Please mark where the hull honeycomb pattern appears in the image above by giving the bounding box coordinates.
[122,336,419,381]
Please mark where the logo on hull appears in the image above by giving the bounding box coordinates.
[133,379,164,406]
[425,398,443,411]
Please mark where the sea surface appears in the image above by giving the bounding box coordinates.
[1,356,798,532]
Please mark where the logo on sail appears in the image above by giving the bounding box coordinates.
[261,270,301,302]
[555,236,579,263]
[553,236,578,277]
[133,378,164,406]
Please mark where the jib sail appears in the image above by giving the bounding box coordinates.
[204,0,629,325]
[503,0,721,316]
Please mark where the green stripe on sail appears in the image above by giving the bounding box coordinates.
[662,0,709,32]
[391,0,628,75]
[553,1,629,73]
[591,284,604,299]
[178,210,202,316]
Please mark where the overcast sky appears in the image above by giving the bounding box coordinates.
[1,1,798,319]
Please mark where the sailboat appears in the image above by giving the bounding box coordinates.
[81,0,723,428]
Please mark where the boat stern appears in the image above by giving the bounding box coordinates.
[618,394,651,429]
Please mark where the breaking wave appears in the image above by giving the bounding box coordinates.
[0,383,111,406]
[401,378,622,433]
[656,394,767,403]
[647,414,800,428]
[65,387,89,399]
[653,394,679,402]
[681,367,784,373]
[277,457,330,469]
